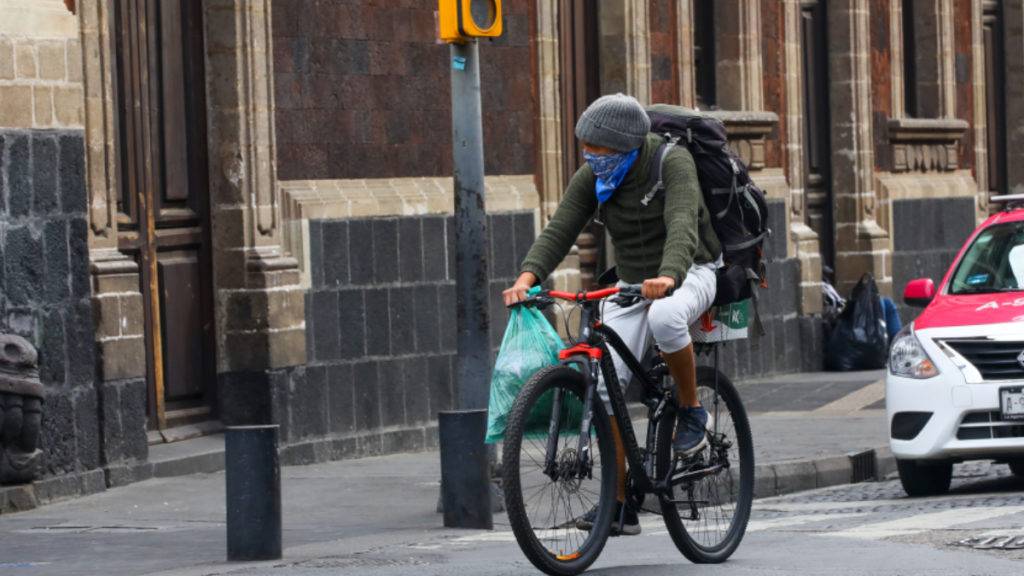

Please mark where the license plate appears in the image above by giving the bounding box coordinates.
[1001,387,1024,421]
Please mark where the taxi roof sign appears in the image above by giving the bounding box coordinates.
[991,194,1024,210]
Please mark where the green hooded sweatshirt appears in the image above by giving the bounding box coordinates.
[521,133,721,287]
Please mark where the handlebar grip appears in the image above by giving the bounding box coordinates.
[618,283,675,298]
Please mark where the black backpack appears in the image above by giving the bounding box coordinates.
[644,104,770,311]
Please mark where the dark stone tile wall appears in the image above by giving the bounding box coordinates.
[892,197,976,324]
[0,129,98,479]
[272,0,536,180]
[699,199,824,378]
[300,202,815,457]
[299,211,534,451]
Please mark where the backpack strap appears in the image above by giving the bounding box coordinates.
[640,136,679,207]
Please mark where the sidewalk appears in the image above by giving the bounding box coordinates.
[0,370,890,576]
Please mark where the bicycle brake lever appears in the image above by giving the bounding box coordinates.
[534,296,555,311]
[508,295,555,310]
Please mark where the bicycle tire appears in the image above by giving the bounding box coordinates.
[655,366,754,564]
[503,365,617,576]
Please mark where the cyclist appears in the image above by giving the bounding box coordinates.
[502,93,722,535]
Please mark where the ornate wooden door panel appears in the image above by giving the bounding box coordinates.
[114,0,214,429]
[800,0,834,276]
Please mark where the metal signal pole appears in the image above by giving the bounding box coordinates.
[438,39,493,530]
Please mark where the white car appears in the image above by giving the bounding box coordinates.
[887,195,1024,496]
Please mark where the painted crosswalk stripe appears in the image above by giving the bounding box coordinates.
[745,513,870,532]
[813,380,886,414]
[828,506,1024,539]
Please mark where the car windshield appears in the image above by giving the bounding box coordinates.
[949,221,1024,294]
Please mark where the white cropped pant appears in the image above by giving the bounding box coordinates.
[597,260,719,409]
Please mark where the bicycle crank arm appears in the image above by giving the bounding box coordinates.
[669,462,726,486]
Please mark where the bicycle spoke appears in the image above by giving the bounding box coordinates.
[665,382,745,549]
[513,381,604,561]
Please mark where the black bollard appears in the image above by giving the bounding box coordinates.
[438,409,493,529]
[225,425,282,561]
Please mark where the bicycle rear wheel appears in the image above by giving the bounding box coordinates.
[503,365,616,576]
[655,366,754,563]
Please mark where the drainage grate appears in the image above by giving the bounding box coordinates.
[849,449,877,483]
[957,535,1024,550]
[19,525,168,534]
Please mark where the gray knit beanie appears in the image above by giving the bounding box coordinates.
[574,93,651,152]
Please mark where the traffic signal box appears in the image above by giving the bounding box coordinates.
[438,0,503,43]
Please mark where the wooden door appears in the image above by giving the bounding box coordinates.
[559,0,604,287]
[983,0,1006,201]
[114,0,215,430]
[800,0,834,278]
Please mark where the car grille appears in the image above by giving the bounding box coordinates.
[957,411,1024,440]
[942,339,1024,381]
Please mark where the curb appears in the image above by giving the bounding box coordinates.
[1,436,898,515]
[753,446,896,500]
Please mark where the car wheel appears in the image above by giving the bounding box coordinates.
[1007,459,1024,478]
[897,459,953,497]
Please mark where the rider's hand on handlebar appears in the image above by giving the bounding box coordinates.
[503,272,538,307]
[642,276,676,300]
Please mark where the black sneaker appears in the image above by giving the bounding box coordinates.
[673,405,713,456]
[575,502,641,536]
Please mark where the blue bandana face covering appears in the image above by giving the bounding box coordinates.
[584,148,640,204]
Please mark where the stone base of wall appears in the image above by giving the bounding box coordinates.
[0,468,106,514]
[279,424,441,467]
[891,197,976,323]
[97,378,148,467]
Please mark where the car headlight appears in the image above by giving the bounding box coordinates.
[889,325,939,379]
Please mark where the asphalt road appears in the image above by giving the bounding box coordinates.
[136,463,1024,576]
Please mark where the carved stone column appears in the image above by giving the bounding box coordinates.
[675,0,696,108]
[80,0,147,386]
[599,0,652,104]
[971,0,989,217]
[625,0,651,104]
[783,0,822,314]
[714,0,764,112]
[203,0,305,418]
[828,0,892,296]
[536,0,564,222]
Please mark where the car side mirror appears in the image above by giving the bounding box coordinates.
[903,278,935,308]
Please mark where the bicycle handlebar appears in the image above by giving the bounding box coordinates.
[508,284,647,309]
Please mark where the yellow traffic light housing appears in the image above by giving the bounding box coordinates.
[438,0,503,43]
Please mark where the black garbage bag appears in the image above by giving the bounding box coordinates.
[825,273,889,371]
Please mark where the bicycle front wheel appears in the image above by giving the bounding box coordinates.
[502,365,617,576]
[655,366,754,563]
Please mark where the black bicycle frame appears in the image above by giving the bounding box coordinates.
[545,299,695,496]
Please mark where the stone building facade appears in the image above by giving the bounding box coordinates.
[0,0,1021,508]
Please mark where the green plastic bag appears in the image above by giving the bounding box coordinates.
[484,294,569,444]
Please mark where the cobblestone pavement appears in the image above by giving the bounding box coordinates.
[748,462,1024,562]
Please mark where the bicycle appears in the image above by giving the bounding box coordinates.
[502,285,754,576]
